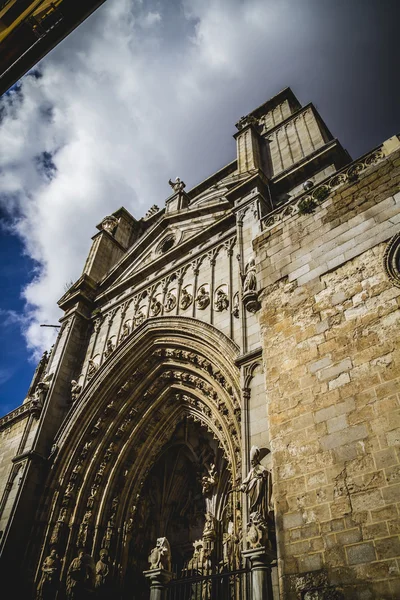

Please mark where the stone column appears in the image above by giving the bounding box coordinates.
[143,568,172,600]
[242,547,273,600]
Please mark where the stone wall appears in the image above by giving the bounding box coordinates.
[256,149,400,598]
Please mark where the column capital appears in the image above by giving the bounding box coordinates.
[143,567,173,588]
[242,546,275,568]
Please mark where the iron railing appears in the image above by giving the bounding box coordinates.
[167,564,251,600]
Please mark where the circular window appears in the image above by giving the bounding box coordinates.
[158,234,175,254]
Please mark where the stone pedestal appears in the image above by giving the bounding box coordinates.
[143,568,173,600]
[242,547,274,600]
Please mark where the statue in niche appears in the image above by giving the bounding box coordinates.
[119,321,130,343]
[232,294,239,319]
[195,286,210,310]
[95,549,109,592]
[214,289,229,312]
[104,338,115,359]
[202,463,218,495]
[66,551,95,600]
[36,548,61,600]
[87,359,97,381]
[70,380,81,403]
[202,512,216,543]
[164,291,177,312]
[32,375,51,409]
[150,296,162,316]
[180,287,193,310]
[148,537,171,571]
[243,256,257,293]
[241,446,273,548]
[168,177,186,193]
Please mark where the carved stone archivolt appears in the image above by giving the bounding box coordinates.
[37,319,241,595]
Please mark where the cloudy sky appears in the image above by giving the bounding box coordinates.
[0,0,399,414]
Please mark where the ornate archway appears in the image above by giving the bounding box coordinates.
[33,318,242,598]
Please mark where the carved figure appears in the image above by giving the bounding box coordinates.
[119,322,130,343]
[87,360,98,381]
[76,511,92,549]
[148,537,171,571]
[241,446,272,548]
[180,287,193,310]
[100,215,119,234]
[32,377,51,409]
[243,256,257,293]
[168,177,186,193]
[164,291,177,312]
[95,549,109,591]
[241,446,272,519]
[66,551,95,600]
[150,297,162,316]
[214,289,229,312]
[36,548,61,600]
[232,293,239,318]
[71,380,81,403]
[201,463,218,495]
[202,512,216,542]
[133,310,145,327]
[195,286,210,310]
[104,338,115,359]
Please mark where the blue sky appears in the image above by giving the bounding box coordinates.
[0,0,400,415]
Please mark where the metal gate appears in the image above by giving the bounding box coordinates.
[167,564,251,600]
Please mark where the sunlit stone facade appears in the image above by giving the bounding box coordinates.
[1,88,400,599]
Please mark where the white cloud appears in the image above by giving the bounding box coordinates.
[0,0,388,357]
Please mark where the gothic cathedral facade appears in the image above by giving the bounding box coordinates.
[1,87,400,599]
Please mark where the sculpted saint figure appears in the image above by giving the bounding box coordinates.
[104,338,115,359]
[241,446,272,521]
[66,551,95,600]
[71,380,81,403]
[95,549,109,592]
[148,537,171,571]
[180,287,193,310]
[168,177,186,193]
[36,548,61,600]
[119,322,130,343]
[195,286,210,310]
[164,291,177,312]
[243,256,257,293]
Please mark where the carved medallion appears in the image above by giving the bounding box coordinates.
[164,291,177,312]
[180,287,193,310]
[196,286,210,310]
[384,232,400,287]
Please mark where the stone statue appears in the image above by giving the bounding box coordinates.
[133,310,145,327]
[32,374,51,409]
[214,289,229,312]
[180,287,193,310]
[119,322,130,343]
[164,291,177,312]
[36,548,61,600]
[100,215,119,234]
[87,359,97,381]
[104,338,115,359]
[168,177,186,193]
[202,512,216,542]
[241,446,272,518]
[66,551,95,600]
[243,256,257,293]
[148,537,171,571]
[71,380,81,403]
[195,286,210,310]
[150,296,162,316]
[201,463,218,495]
[241,446,273,548]
[95,549,109,591]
